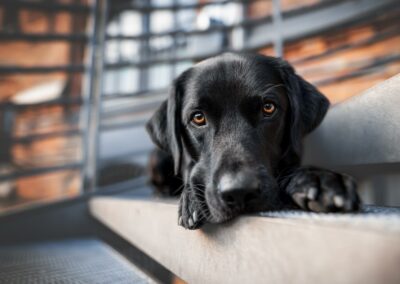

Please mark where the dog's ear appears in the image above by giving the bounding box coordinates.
[146,76,186,175]
[277,59,330,155]
[279,60,330,134]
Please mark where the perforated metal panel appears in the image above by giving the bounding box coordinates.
[0,239,152,284]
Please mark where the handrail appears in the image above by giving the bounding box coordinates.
[304,74,400,172]
[107,0,342,41]
[0,32,90,42]
[0,0,395,74]
[111,0,264,12]
[0,163,82,182]
[0,1,92,13]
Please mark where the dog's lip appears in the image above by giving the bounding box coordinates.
[205,193,250,223]
[205,187,274,223]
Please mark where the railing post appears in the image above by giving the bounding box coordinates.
[0,103,15,199]
[81,0,108,192]
[139,0,151,92]
[272,0,283,57]
[0,103,13,165]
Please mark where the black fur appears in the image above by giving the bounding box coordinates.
[146,53,360,229]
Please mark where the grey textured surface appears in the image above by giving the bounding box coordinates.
[303,74,400,168]
[0,239,152,284]
[90,197,400,284]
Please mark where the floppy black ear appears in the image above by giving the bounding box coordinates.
[146,80,184,175]
[279,60,330,133]
[277,59,330,155]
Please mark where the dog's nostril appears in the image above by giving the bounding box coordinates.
[244,192,259,203]
[220,187,260,207]
[223,194,236,205]
[220,189,243,205]
[218,172,261,207]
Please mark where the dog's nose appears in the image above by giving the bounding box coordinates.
[218,172,261,207]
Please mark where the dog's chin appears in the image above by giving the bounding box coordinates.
[206,202,271,224]
[204,192,236,224]
[207,207,238,224]
[206,193,281,224]
[205,196,268,224]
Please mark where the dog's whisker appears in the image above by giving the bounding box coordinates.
[146,53,349,228]
[171,184,185,195]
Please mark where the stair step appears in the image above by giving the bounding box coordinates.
[0,238,153,284]
[90,196,400,284]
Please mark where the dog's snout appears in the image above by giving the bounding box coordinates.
[218,172,261,207]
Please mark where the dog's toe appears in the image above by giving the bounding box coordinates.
[192,211,198,223]
[178,191,204,230]
[288,168,361,213]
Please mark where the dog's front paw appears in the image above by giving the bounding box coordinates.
[286,167,360,213]
[178,190,204,230]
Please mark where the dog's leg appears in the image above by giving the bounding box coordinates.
[148,149,183,196]
[178,187,205,229]
[284,167,360,213]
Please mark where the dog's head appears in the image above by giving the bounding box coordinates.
[146,53,329,223]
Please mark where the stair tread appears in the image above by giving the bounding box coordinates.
[0,238,153,284]
[89,195,400,284]
[94,193,400,232]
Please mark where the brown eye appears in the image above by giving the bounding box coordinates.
[191,111,206,126]
[263,102,276,116]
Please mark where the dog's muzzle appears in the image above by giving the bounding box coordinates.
[217,170,262,209]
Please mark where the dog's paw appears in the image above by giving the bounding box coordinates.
[286,167,360,213]
[178,190,204,230]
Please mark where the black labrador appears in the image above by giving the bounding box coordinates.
[146,53,360,229]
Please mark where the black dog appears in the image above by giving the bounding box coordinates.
[146,53,360,229]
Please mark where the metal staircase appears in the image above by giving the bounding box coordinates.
[0,239,153,284]
[0,1,399,283]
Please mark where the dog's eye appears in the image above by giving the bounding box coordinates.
[262,102,276,116]
[191,111,206,126]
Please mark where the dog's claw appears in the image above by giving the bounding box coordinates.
[287,167,361,213]
[308,200,323,213]
[192,211,198,223]
[188,217,194,228]
[178,191,204,230]
[307,187,318,200]
[333,195,344,207]
[292,192,307,209]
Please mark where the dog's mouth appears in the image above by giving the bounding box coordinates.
[189,164,281,224]
[203,186,275,224]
